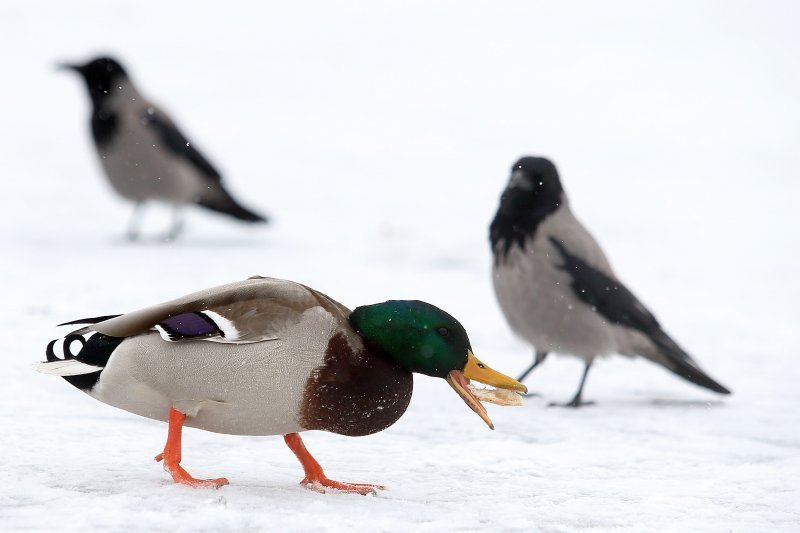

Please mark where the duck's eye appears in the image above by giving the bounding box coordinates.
[436,327,450,337]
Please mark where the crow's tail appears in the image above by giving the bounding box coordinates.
[643,330,731,394]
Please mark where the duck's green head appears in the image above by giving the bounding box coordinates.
[350,300,526,429]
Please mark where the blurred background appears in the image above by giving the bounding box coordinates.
[1,1,798,531]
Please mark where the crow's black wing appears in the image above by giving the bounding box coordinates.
[142,107,222,182]
[549,237,730,394]
[549,237,660,335]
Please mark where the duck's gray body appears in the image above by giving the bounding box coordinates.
[490,157,730,402]
[39,277,412,437]
[90,308,333,436]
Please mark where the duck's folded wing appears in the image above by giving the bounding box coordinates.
[91,276,350,344]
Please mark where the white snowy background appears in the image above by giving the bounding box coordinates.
[1,1,798,531]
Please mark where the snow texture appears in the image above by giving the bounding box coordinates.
[1,1,799,531]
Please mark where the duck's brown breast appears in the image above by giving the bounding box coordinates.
[299,333,413,437]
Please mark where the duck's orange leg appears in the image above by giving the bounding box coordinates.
[283,433,384,495]
[153,407,228,489]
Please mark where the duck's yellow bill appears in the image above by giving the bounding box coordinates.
[463,351,528,393]
[446,351,527,430]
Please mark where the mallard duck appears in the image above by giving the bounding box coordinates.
[36,276,526,493]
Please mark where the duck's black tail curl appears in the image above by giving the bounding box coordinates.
[57,314,121,327]
[38,323,125,391]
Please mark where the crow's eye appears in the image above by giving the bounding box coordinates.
[436,327,450,337]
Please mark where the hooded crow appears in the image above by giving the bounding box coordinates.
[60,56,267,240]
[490,156,731,406]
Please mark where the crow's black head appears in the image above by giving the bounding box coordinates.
[61,56,128,107]
[489,156,565,262]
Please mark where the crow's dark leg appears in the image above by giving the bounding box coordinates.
[126,202,144,241]
[517,350,548,397]
[163,206,185,241]
[550,360,595,408]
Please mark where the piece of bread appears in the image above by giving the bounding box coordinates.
[468,384,524,406]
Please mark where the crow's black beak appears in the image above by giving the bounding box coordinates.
[56,62,83,74]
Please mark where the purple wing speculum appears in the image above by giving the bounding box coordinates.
[158,312,223,341]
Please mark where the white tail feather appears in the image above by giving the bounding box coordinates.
[33,359,103,376]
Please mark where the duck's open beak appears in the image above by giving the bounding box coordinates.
[446,350,527,430]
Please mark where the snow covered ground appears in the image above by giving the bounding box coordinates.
[1,1,799,531]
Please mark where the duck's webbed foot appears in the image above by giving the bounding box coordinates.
[156,407,229,489]
[284,433,384,495]
[301,476,384,495]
